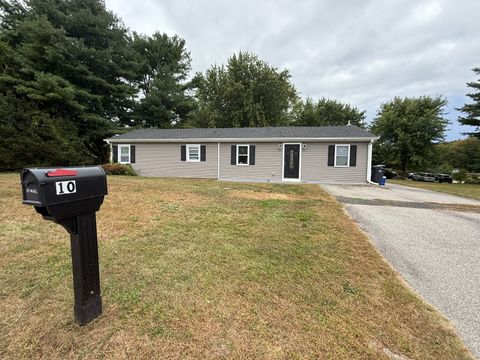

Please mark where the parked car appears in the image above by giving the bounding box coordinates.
[412,172,435,182]
[435,174,453,183]
[407,172,416,179]
[421,173,436,182]
[412,172,423,181]
[384,168,398,179]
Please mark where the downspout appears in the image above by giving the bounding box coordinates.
[367,139,378,185]
[217,142,220,180]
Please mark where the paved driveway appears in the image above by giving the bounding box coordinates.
[322,183,480,357]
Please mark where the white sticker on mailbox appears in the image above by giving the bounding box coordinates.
[56,180,76,195]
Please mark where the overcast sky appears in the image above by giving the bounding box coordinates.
[105,0,479,140]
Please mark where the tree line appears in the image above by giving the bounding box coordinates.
[371,69,480,175]
[0,0,479,173]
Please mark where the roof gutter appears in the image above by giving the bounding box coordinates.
[105,136,379,144]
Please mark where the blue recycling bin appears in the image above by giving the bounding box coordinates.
[371,165,386,183]
[379,176,387,186]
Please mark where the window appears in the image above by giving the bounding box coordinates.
[335,145,350,167]
[237,145,249,165]
[288,148,295,170]
[119,145,130,163]
[187,144,200,162]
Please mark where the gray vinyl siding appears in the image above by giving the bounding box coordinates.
[126,143,218,178]
[219,143,283,182]
[301,142,368,183]
[114,141,369,183]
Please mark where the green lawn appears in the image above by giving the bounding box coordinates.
[0,173,473,359]
[390,179,480,201]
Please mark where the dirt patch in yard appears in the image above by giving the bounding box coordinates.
[229,189,298,201]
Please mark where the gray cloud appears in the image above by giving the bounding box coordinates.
[106,0,480,139]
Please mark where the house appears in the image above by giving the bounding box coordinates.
[105,126,377,183]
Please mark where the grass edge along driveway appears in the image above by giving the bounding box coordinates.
[390,179,480,201]
[0,174,474,359]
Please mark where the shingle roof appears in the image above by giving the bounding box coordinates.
[107,125,376,142]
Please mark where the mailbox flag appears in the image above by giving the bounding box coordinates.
[46,169,78,177]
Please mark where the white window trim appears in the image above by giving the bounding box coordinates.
[334,144,350,168]
[186,144,201,162]
[119,144,131,164]
[236,144,250,166]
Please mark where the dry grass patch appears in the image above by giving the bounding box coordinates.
[0,173,473,359]
[229,189,296,201]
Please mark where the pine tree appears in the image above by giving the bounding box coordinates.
[192,52,297,128]
[457,67,480,138]
[0,0,136,167]
[130,32,196,128]
[0,0,197,169]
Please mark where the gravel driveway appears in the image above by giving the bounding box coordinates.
[323,183,480,358]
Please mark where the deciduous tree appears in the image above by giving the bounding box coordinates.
[436,137,480,173]
[293,97,366,128]
[371,96,448,177]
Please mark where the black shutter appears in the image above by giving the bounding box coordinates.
[349,145,357,167]
[249,145,255,165]
[231,145,236,165]
[181,145,186,161]
[200,145,206,161]
[112,145,118,163]
[130,145,136,163]
[328,145,335,166]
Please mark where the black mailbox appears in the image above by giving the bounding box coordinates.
[21,166,108,325]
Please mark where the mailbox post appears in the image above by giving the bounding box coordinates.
[21,167,107,325]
